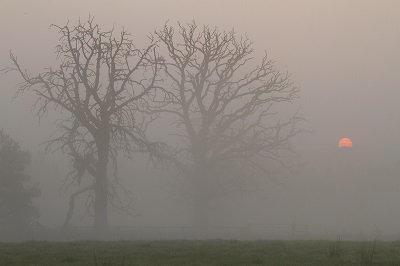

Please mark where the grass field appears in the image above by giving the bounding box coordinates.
[1,240,400,265]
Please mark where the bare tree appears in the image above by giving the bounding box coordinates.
[5,17,161,232]
[154,22,301,229]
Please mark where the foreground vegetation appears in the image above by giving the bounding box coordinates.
[1,240,400,265]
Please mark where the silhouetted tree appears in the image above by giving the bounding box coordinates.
[154,22,301,229]
[0,130,40,235]
[6,17,161,232]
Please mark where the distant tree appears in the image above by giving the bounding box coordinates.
[0,130,40,234]
[5,17,162,232]
[153,22,301,229]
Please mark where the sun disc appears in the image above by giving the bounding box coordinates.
[338,137,353,148]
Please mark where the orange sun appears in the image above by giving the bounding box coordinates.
[338,137,353,148]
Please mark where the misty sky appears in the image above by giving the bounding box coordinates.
[1,0,400,151]
[1,0,400,238]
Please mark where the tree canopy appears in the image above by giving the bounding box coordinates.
[0,130,40,234]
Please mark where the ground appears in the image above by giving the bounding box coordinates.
[0,240,400,265]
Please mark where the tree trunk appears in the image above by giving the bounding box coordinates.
[193,171,210,229]
[192,149,211,238]
[193,182,210,239]
[94,137,109,233]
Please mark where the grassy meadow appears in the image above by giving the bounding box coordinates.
[1,240,400,265]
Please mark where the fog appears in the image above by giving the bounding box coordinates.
[1,0,400,241]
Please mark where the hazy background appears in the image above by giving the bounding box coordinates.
[1,0,400,240]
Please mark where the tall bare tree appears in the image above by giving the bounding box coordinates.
[154,22,301,229]
[5,18,161,232]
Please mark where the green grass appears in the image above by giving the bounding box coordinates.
[1,240,400,265]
